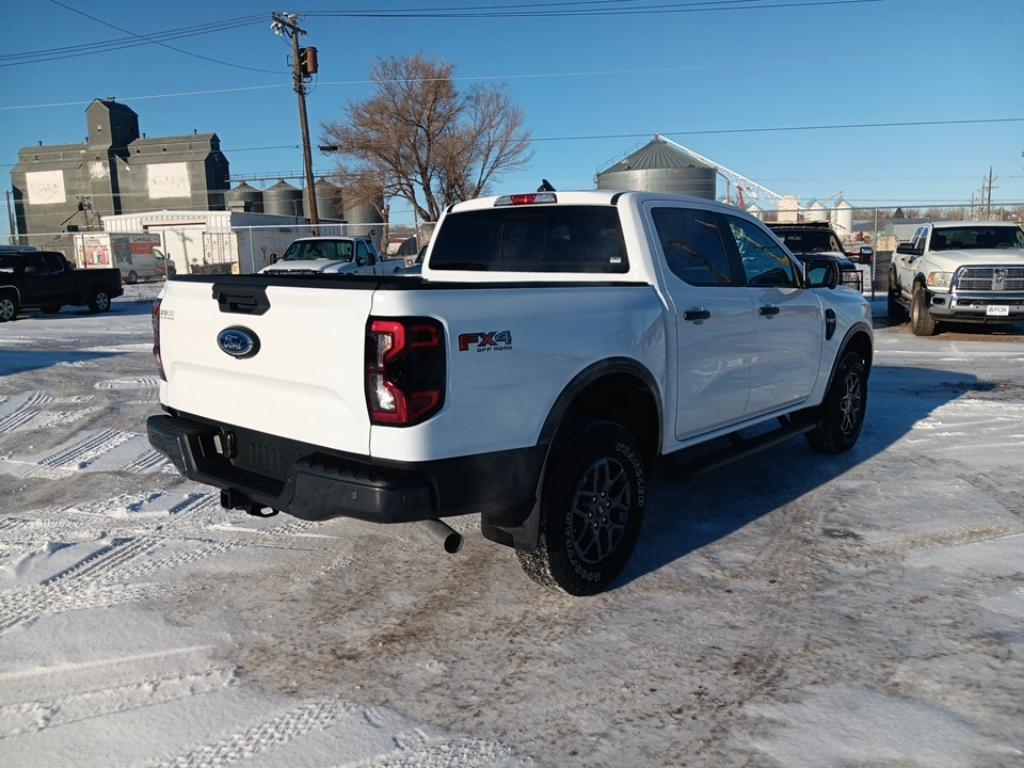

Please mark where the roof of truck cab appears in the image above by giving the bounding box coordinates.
[928,221,1022,229]
[447,190,751,214]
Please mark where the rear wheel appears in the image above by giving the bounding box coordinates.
[0,293,18,322]
[127,270,138,284]
[910,285,937,336]
[88,288,112,314]
[517,420,646,595]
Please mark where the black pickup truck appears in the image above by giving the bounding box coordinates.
[0,250,123,322]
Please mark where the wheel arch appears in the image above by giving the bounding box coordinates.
[480,357,663,553]
[0,284,22,302]
[538,357,663,469]
[825,322,873,394]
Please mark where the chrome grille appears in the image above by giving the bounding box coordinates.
[956,266,1024,291]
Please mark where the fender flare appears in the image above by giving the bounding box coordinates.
[480,356,663,552]
[824,321,873,395]
[0,284,22,303]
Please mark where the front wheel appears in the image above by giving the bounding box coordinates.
[806,350,868,454]
[517,420,646,595]
[0,293,18,322]
[910,285,937,336]
[88,288,112,314]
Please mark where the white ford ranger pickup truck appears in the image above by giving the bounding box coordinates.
[148,191,873,594]
[888,221,1024,336]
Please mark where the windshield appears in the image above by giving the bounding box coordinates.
[282,240,353,262]
[772,229,842,254]
[930,226,1024,251]
[430,205,628,273]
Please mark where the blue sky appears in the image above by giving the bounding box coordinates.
[2,0,1022,233]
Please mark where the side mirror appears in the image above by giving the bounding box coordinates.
[804,258,839,289]
[859,246,874,256]
[896,242,920,256]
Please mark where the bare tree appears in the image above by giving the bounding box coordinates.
[322,54,532,223]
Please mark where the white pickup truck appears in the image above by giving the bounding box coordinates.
[888,221,1024,335]
[148,191,873,594]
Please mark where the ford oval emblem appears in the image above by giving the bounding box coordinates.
[217,327,260,359]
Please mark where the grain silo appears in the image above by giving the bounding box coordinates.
[305,177,343,220]
[597,136,716,199]
[807,201,828,223]
[832,198,854,236]
[343,196,384,249]
[262,179,303,217]
[227,181,263,213]
[747,202,765,220]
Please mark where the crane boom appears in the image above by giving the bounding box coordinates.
[655,134,784,204]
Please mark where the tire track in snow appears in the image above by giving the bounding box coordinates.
[150,697,359,768]
[0,391,54,434]
[0,666,238,739]
[37,428,134,469]
[94,376,161,391]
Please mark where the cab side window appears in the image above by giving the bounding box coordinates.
[651,207,735,286]
[43,253,64,272]
[355,242,370,266]
[22,254,47,275]
[725,216,799,288]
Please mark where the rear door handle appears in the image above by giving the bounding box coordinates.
[759,305,780,317]
[683,308,711,321]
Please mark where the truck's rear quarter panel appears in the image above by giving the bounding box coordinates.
[368,285,666,462]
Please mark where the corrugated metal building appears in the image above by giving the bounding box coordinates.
[596,136,717,199]
[9,99,229,244]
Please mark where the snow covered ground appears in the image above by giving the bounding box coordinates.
[0,288,1021,767]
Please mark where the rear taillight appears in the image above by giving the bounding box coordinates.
[365,317,445,426]
[152,298,166,381]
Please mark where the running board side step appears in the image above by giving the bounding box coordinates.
[663,418,816,482]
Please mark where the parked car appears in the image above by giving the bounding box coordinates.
[148,191,872,595]
[258,236,383,275]
[888,221,1024,335]
[0,250,123,321]
[767,222,863,290]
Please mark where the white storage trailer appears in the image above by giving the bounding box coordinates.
[100,210,346,274]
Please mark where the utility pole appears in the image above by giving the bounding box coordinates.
[4,191,16,245]
[271,12,319,230]
[986,166,995,220]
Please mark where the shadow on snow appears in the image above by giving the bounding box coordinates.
[617,365,990,589]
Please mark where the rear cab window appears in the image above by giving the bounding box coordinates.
[429,205,628,273]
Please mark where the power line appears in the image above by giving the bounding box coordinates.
[0,46,996,112]
[303,0,883,19]
[531,117,1024,141]
[0,15,266,66]
[43,0,284,75]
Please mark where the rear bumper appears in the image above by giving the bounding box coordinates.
[147,413,543,524]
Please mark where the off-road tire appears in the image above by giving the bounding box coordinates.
[910,284,937,336]
[88,288,112,314]
[0,292,18,322]
[516,420,646,595]
[806,350,868,454]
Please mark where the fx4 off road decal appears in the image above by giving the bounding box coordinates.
[458,330,512,352]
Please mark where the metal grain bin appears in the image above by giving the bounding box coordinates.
[262,179,303,217]
[227,181,263,213]
[343,200,384,249]
[305,177,343,220]
[597,136,716,200]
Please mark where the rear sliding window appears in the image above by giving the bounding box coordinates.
[430,206,628,273]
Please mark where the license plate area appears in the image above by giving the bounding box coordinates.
[218,427,304,481]
[986,305,1010,317]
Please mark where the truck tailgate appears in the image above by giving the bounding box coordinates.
[158,279,372,454]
